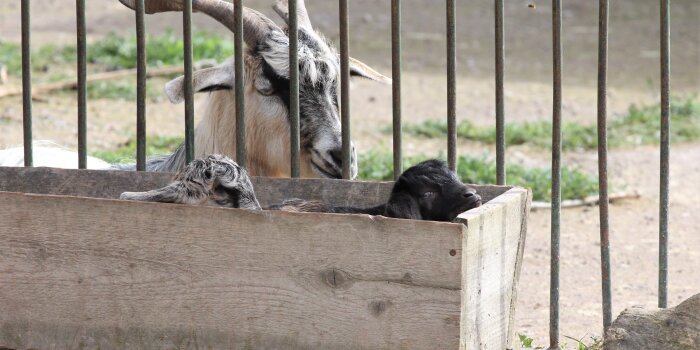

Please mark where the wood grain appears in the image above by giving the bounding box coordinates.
[456,187,530,350]
[0,192,464,349]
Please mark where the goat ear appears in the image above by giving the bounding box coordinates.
[349,57,392,84]
[384,191,422,220]
[165,61,235,104]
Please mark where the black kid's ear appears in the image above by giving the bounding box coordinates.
[384,191,422,220]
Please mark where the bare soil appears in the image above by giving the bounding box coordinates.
[1,0,699,345]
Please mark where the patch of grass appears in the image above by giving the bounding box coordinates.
[518,333,603,350]
[399,96,700,150]
[0,42,22,75]
[90,135,183,164]
[0,29,233,76]
[85,78,165,101]
[358,150,598,202]
[89,29,233,69]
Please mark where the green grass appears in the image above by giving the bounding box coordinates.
[92,138,598,202]
[90,135,183,164]
[358,150,598,202]
[399,96,700,150]
[518,333,604,350]
[85,78,168,101]
[0,29,233,75]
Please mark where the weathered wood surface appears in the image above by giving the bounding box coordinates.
[604,293,700,350]
[456,187,531,350]
[0,167,509,207]
[0,166,529,349]
[0,192,465,349]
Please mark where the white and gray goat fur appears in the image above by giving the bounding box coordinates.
[0,0,390,179]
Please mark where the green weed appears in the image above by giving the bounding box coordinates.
[90,135,183,164]
[518,333,603,350]
[358,150,598,201]
[0,29,232,76]
[399,96,700,150]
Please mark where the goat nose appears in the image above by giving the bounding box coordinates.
[463,189,476,198]
[329,149,342,166]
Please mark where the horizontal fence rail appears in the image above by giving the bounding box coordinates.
[9,0,677,346]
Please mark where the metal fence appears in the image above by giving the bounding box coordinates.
[13,0,673,348]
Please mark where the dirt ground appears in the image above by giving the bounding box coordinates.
[1,0,699,346]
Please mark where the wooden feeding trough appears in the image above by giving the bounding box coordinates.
[0,167,530,349]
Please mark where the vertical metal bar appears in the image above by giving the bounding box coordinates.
[391,0,402,179]
[495,0,506,184]
[21,0,33,167]
[135,0,147,171]
[339,0,351,179]
[289,0,300,178]
[658,0,671,309]
[76,0,87,169]
[234,0,246,167]
[446,0,456,172]
[549,0,562,349]
[183,0,195,164]
[597,0,613,330]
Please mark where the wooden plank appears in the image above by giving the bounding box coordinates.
[0,192,464,349]
[455,187,530,350]
[0,167,510,208]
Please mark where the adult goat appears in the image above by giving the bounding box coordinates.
[0,0,390,179]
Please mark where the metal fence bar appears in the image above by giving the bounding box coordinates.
[289,0,300,178]
[549,0,562,348]
[76,0,87,169]
[391,0,402,179]
[446,0,456,172]
[340,0,351,179]
[135,0,147,171]
[597,0,613,330]
[21,0,33,167]
[183,0,195,164]
[658,0,671,309]
[234,0,246,167]
[495,0,505,184]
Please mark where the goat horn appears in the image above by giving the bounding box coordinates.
[118,0,282,48]
[272,0,313,31]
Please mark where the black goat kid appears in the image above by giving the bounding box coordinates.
[120,155,482,222]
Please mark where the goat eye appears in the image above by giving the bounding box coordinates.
[255,77,274,96]
[422,191,435,199]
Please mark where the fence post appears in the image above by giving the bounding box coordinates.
[135,0,147,171]
[391,0,402,179]
[340,0,351,179]
[596,0,613,331]
[234,0,246,167]
[76,0,87,169]
[21,0,33,167]
[549,0,563,348]
[183,0,195,164]
[658,0,671,309]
